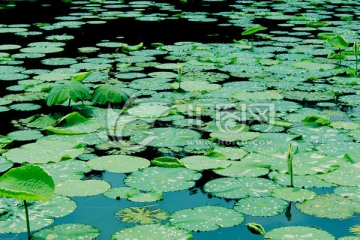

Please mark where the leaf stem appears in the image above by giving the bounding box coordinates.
[24,200,31,240]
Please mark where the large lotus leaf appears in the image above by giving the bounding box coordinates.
[25,114,57,129]
[0,194,76,233]
[204,177,280,199]
[328,34,349,49]
[334,186,360,202]
[169,206,244,232]
[46,112,101,135]
[269,172,334,188]
[151,157,185,168]
[284,91,335,102]
[124,167,201,192]
[104,187,163,202]
[92,84,129,105]
[41,159,91,183]
[0,165,54,202]
[270,152,340,175]
[210,130,260,142]
[3,140,84,164]
[233,90,283,101]
[0,135,13,153]
[32,223,100,239]
[42,133,105,146]
[292,61,336,71]
[264,226,335,240]
[55,180,111,196]
[131,127,201,147]
[317,141,360,162]
[7,130,43,141]
[87,155,150,173]
[213,161,269,178]
[46,82,90,106]
[331,121,360,130]
[241,25,266,35]
[180,155,231,171]
[127,103,171,118]
[296,194,360,219]
[234,197,288,217]
[171,80,221,92]
[111,224,192,240]
[316,163,360,187]
[208,147,247,160]
[271,187,317,202]
[116,206,169,225]
[0,156,13,173]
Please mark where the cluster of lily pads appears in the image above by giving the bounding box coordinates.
[0,0,360,239]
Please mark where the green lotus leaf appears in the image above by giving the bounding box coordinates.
[70,71,92,82]
[55,179,111,196]
[328,34,349,49]
[151,157,184,168]
[296,194,360,219]
[246,222,266,235]
[42,159,91,183]
[271,187,317,202]
[241,25,267,36]
[204,177,280,199]
[180,155,231,171]
[127,103,171,118]
[169,206,244,231]
[264,226,335,240]
[269,171,334,188]
[3,140,84,164]
[0,194,76,233]
[46,82,90,106]
[7,130,43,141]
[213,161,269,178]
[87,155,150,173]
[234,197,288,217]
[124,167,201,192]
[0,156,13,173]
[292,61,336,71]
[206,147,247,160]
[331,121,360,130]
[92,84,129,105]
[333,186,360,202]
[171,80,221,92]
[210,131,260,142]
[46,112,101,134]
[0,165,54,202]
[104,187,163,202]
[32,223,100,240]
[111,224,192,240]
[0,135,13,152]
[116,206,169,225]
[338,237,360,240]
[316,163,360,186]
[232,90,283,101]
[131,127,201,147]
[302,115,330,127]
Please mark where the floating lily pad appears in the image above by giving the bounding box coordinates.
[234,197,288,217]
[0,157,13,173]
[264,226,335,240]
[111,224,192,240]
[42,159,91,183]
[7,130,43,141]
[171,80,221,92]
[271,187,317,202]
[204,177,280,199]
[32,223,100,239]
[180,155,231,171]
[296,194,360,219]
[333,186,360,203]
[269,172,334,188]
[116,206,169,225]
[127,103,170,118]
[0,194,76,233]
[104,187,163,202]
[87,155,150,173]
[169,206,244,232]
[125,167,201,192]
[213,161,269,178]
[3,140,84,164]
[56,180,111,197]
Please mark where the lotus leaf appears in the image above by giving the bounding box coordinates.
[264,226,335,240]
[3,140,84,164]
[104,187,163,202]
[46,82,90,106]
[316,163,360,187]
[169,206,244,232]
[32,223,100,239]
[271,187,316,202]
[127,103,171,118]
[87,155,150,173]
[42,159,91,183]
[214,161,269,178]
[269,172,334,188]
[56,180,111,197]
[204,177,280,199]
[296,194,360,219]
[334,186,360,202]
[116,206,169,224]
[180,155,231,171]
[0,195,76,233]
[92,85,129,105]
[125,167,201,192]
[111,224,192,240]
[151,157,184,168]
[234,197,288,217]
[7,130,43,141]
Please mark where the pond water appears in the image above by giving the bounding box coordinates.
[0,0,359,239]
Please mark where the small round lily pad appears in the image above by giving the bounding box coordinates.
[264,226,335,239]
